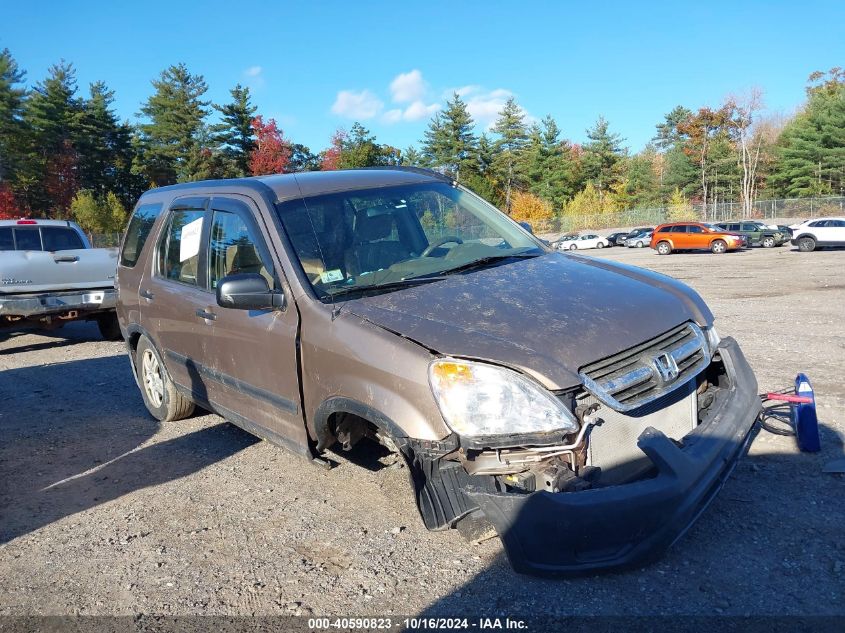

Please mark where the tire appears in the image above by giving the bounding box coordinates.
[797,236,816,252]
[711,239,727,254]
[569,244,577,251]
[762,236,775,248]
[636,241,644,248]
[656,241,672,255]
[135,335,194,422]
[96,312,123,341]
[596,241,605,249]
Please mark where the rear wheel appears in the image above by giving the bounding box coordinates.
[762,236,775,248]
[135,335,194,422]
[656,241,672,255]
[596,241,605,249]
[797,236,816,252]
[711,239,727,254]
[96,312,123,341]
[636,240,644,248]
[569,244,577,251]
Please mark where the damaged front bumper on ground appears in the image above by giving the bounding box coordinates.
[462,337,761,576]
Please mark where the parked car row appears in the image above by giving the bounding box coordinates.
[551,217,845,256]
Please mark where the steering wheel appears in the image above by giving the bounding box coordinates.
[421,236,463,257]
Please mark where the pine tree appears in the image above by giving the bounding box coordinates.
[522,114,576,210]
[212,84,257,177]
[625,149,661,208]
[23,61,85,214]
[135,63,210,185]
[401,146,423,167]
[421,92,477,180]
[0,49,27,186]
[653,106,693,150]
[771,72,845,197]
[288,144,321,172]
[581,116,625,199]
[75,81,142,204]
[492,97,528,212]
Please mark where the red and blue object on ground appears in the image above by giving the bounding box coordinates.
[764,373,821,452]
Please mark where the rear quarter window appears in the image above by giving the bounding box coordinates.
[121,202,164,267]
[41,226,85,251]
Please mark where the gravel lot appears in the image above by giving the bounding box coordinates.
[1,244,844,618]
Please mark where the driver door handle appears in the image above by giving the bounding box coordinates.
[196,309,217,321]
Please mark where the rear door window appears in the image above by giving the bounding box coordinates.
[688,225,704,233]
[41,226,85,251]
[159,209,206,287]
[121,202,164,267]
[0,228,13,250]
[13,228,42,250]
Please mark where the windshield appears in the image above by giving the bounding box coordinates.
[276,181,545,299]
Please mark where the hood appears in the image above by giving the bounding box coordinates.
[345,252,712,390]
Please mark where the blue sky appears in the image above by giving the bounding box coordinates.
[3,1,844,154]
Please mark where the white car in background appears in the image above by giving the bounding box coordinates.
[789,217,845,252]
[555,233,610,251]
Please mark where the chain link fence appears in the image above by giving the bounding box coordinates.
[549,196,845,234]
[87,233,122,248]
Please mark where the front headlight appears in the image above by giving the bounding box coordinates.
[428,358,579,437]
[703,325,721,357]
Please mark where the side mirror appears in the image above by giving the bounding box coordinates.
[518,221,534,234]
[216,273,284,311]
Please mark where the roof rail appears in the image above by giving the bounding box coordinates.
[358,165,455,184]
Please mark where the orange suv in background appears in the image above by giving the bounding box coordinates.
[650,222,744,255]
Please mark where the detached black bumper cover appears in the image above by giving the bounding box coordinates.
[465,337,760,576]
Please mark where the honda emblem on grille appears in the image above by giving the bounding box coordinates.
[653,352,679,382]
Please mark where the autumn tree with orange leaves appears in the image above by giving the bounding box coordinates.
[248,116,291,176]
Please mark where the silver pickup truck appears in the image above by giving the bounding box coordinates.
[0,219,121,340]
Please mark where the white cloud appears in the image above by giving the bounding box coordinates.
[242,65,265,89]
[331,89,384,120]
[390,69,426,103]
[402,100,440,121]
[453,86,532,129]
[381,100,440,124]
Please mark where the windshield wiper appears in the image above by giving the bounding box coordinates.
[323,276,443,300]
[432,252,540,277]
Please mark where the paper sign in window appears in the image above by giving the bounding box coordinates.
[179,217,203,262]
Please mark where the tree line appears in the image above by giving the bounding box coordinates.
[1,48,843,232]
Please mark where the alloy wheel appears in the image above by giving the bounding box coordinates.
[142,349,165,408]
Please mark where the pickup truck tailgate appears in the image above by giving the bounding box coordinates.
[0,248,118,294]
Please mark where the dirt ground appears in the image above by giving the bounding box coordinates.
[1,244,844,618]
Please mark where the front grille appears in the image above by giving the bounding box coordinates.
[578,322,709,412]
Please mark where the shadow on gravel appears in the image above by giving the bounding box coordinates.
[0,321,103,354]
[417,423,845,617]
[0,354,259,545]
